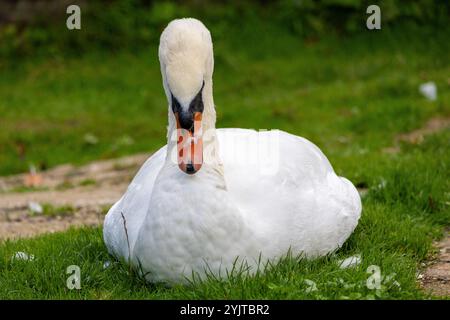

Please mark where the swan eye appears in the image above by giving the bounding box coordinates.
[171,94,181,113]
[188,81,205,114]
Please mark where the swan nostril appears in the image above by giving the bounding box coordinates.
[185,163,196,174]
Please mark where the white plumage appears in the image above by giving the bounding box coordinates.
[103,18,361,284]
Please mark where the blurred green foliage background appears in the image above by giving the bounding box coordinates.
[0,0,448,62]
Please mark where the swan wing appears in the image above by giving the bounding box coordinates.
[103,146,166,260]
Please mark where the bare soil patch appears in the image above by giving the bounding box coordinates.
[0,153,148,240]
[383,116,450,154]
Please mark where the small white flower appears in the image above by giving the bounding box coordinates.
[103,261,111,269]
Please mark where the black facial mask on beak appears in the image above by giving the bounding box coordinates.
[172,81,205,175]
[171,81,205,133]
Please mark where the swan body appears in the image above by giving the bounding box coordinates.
[103,18,361,284]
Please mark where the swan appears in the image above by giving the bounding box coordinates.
[103,18,361,284]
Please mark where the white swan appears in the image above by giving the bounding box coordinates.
[103,18,361,284]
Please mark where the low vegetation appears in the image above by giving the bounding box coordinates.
[0,1,448,299]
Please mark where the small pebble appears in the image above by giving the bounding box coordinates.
[338,254,362,269]
[28,202,43,214]
[419,82,437,101]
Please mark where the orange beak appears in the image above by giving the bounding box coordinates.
[174,112,203,174]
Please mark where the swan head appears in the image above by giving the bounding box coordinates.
[159,18,214,175]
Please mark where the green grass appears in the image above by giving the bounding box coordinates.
[29,204,75,218]
[0,23,449,299]
[79,179,97,187]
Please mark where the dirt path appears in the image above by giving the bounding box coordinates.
[0,153,148,240]
[420,229,450,297]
